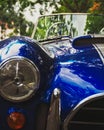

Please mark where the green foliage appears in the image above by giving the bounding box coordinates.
[94,0,104,14]
[55,0,94,13]
[0,0,35,39]
[85,0,104,34]
[34,16,52,40]
[85,14,104,34]
[0,0,103,40]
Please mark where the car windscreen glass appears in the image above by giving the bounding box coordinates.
[32,13,104,41]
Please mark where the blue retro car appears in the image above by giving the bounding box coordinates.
[0,13,104,130]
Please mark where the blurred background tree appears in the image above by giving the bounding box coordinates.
[0,0,35,39]
[85,0,104,34]
[0,0,103,40]
[53,0,93,13]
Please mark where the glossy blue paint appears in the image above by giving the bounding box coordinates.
[8,107,25,115]
[0,36,104,122]
[41,40,104,119]
[0,36,53,87]
[0,37,40,64]
[0,36,53,130]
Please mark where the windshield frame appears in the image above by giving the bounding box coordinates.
[31,13,104,41]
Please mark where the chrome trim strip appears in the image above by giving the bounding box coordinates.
[46,88,61,130]
[63,92,104,130]
[93,44,104,64]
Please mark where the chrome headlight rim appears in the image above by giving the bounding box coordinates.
[0,56,40,102]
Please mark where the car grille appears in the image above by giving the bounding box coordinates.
[64,94,104,130]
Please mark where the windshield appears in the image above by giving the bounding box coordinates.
[32,13,104,41]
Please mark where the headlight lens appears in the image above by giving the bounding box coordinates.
[0,57,40,102]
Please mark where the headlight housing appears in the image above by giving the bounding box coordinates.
[0,57,40,102]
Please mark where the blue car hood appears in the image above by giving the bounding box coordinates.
[42,43,104,119]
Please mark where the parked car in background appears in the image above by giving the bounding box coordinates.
[0,13,104,130]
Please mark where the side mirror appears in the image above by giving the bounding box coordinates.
[72,35,104,49]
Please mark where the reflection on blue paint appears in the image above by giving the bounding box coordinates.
[8,107,25,115]
[41,42,104,119]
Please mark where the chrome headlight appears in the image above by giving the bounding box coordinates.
[0,57,40,102]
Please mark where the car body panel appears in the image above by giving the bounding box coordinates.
[41,37,104,119]
[0,13,104,130]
